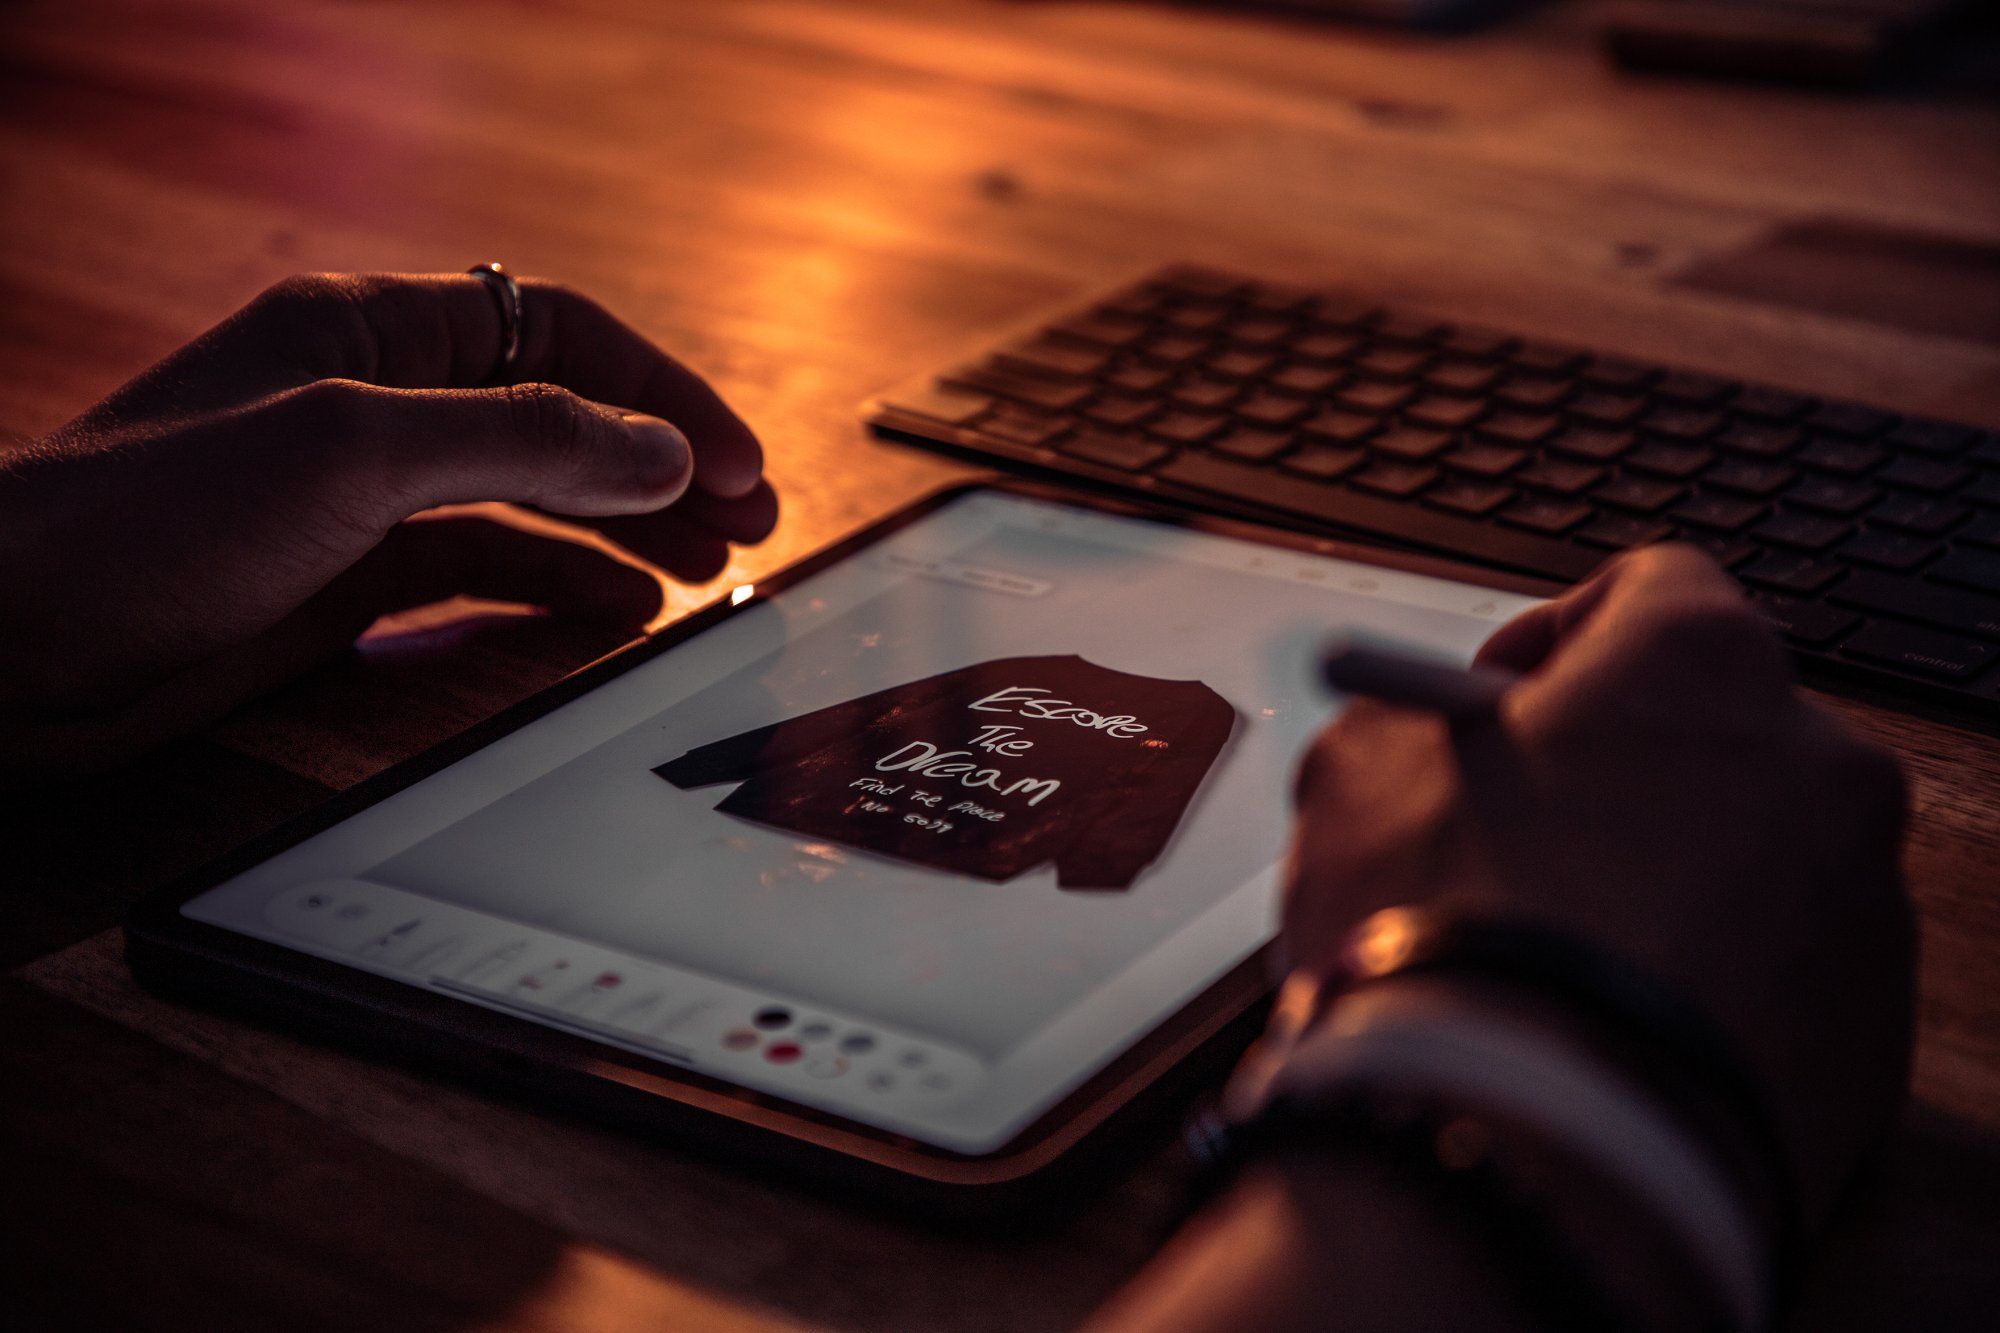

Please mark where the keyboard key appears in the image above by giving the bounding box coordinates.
[1337,381,1418,414]
[1870,494,1968,535]
[1139,333,1211,365]
[1293,330,1365,361]
[1786,476,1879,516]
[883,383,993,425]
[1404,395,1487,430]
[1439,327,1517,359]
[1446,443,1529,477]
[1680,533,1761,570]
[1236,391,1314,427]
[1269,363,1348,396]
[1282,444,1366,480]
[1083,394,1160,429]
[1353,346,1432,379]
[1426,359,1505,394]
[1510,341,1586,374]
[1212,427,1295,461]
[1208,348,1281,379]
[1653,371,1738,405]
[1755,597,1859,647]
[1352,461,1440,498]
[1930,550,2000,598]
[1374,313,1449,344]
[1499,495,1592,535]
[1426,478,1516,516]
[1795,437,1885,475]
[1495,375,1574,411]
[1887,418,1979,455]
[1372,426,1456,461]
[1576,514,1674,549]
[1642,406,1727,440]
[1569,391,1649,426]
[997,338,1109,378]
[1831,572,2000,640]
[1742,553,1844,595]
[1052,313,1150,348]
[1809,402,1898,437]
[1877,456,1974,494]
[1716,422,1803,458]
[1148,411,1229,445]
[1301,408,1381,444]
[975,406,1071,447]
[1171,377,1241,411]
[1227,314,1298,346]
[946,364,1094,411]
[1549,427,1637,462]
[1164,301,1233,332]
[1841,621,1997,680]
[1731,387,1814,421]
[1670,493,1766,531]
[1704,459,1796,497]
[1579,357,1658,391]
[1312,295,1386,328]
[1059,431,1172,472]
[1624,442,1713,479]
[1839,531,1939,573]
[1149,452,1600,582]
[1104,361,1175,394]
[1516,458,1606,495]
[1476,411,1562,445]
[1755,511,1851,552]
[1594,474,1684,513]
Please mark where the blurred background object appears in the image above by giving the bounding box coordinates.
[1603,0,1980,86]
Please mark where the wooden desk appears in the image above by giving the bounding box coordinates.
[4,1,1998,1328]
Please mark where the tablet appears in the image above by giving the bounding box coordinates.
[128,480,1549,1206]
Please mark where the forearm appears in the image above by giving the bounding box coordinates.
[1090,1144,1538,1333]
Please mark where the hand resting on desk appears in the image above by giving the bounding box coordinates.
[0,271,775,781]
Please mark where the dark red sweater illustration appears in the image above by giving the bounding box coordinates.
[653,655,1236,890]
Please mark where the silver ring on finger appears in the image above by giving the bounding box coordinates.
[466,262,523,384]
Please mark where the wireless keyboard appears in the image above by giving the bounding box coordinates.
[866,265,2000,724]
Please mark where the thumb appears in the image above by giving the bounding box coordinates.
[267,378,696,521]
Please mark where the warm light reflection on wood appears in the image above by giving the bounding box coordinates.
[495,1244,807,1333]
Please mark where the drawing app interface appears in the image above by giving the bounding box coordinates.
[184,491,1539,1151]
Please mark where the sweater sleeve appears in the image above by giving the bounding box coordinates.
[1053,687,1237,891]
[653,662,978,789]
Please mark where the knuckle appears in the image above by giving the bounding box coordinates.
[284,376,381,436]
[250,272,355,324]
[1640,599,1780,674]
[504,381,593,447]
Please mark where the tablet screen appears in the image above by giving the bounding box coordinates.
[183,489,1541,1153]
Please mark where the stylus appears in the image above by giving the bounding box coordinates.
[1319,633,1520,720]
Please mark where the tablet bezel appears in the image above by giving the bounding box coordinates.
[125,476,1558,1215]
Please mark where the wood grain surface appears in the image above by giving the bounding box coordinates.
[4,1,1998,1329]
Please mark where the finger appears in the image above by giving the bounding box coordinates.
[245,273,763,498]
[629,526,733,584]
[1474,555,1623,674]
[254,378,695,520]
[583,477,780,565]
[318,513,665,628]
[10,516,658,782]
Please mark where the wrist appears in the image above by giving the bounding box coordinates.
[1207,907,1799,1331]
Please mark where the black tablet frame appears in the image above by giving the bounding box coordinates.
[125,476,1557,1222]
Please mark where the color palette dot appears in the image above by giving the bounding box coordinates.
[721,1028,758,1051]
[765,1042,803,1064]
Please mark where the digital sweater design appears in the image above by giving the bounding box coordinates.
[654,655,1236,890]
